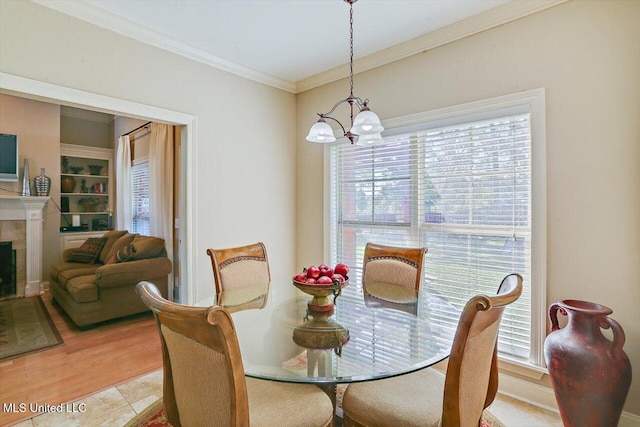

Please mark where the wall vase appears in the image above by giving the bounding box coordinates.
[544,300,631,427]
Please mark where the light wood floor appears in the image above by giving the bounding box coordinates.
[0,291,162,426]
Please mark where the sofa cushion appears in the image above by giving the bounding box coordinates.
[68,237,107,264]
[66,275,99,303]
[104,233,137,264]
[56,265,101,288]
[50,262,100,283]
[95,257,172,288]
[98,230,128,264]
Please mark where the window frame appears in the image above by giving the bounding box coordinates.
[323,88,547,369]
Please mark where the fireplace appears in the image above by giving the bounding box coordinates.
[0,241,16,297]
[0,196,49,296]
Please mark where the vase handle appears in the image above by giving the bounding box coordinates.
[604,317,626,351]
[549,302,563,331]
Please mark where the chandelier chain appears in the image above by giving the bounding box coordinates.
[306,0,383,144]
[349,1,354,96]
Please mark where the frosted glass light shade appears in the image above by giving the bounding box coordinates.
[306,120,337,143]
[356,132,384,145]
[350,110,384,135]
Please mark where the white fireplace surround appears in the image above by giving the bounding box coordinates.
[0,195,49,296]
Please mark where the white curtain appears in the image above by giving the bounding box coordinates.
[149,123,174,263]
[115,135,132,231]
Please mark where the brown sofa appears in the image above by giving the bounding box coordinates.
[49,230,172,328]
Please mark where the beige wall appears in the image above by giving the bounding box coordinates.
[296,0,639,417]
[114,117,150,161]
[0,94,60,292]
[60,116,112,148]
[1,0,638,418]
[0,1,297,303]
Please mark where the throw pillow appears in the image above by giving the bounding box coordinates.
[129,236,165,260]
[116,244,135,263]
[68,237,108,264]
[104,233,137,264]
[98,230,128,264]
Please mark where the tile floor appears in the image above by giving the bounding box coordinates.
[12,369,562,426]
[11,370,163,427]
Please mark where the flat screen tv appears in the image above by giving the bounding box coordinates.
[0,133,19,182]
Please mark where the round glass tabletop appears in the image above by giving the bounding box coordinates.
[202,281,457,385]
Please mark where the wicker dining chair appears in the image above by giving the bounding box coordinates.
[206,242,271,296]
[361,242,427,305]
[136,281,334,427]
[342,273,524,427]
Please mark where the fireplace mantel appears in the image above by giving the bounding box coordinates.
[0,195,49,295]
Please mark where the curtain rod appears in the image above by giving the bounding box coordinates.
[121,121,152,137]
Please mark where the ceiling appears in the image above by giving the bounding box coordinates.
[35,0,563,93]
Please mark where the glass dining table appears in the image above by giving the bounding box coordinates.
[196,279,457,408]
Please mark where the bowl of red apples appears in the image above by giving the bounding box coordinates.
[292,263,349,312]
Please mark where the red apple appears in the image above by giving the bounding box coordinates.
[331,273,345,283]
[318,264,329,270]
[306,278,317,285]
[334,263,349,277]
[306,265,321,279]
[320,267,334,277]
[293,273,307,283]
[316,276,333,285]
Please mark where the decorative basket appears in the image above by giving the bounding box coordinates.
[79,197,102,212]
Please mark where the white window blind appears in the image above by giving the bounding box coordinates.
[131,162,150,236]
[330,112,533,363]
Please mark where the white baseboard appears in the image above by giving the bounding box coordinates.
[498,371,559,413]
[25,280,42,296]
[499,372,640,427]
[621,412,640,427]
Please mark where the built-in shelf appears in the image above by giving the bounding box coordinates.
[60,144,113,234]
[62,193,109,197]
[61,173,108,179]
[62,211,110,215]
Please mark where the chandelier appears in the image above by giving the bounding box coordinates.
[306,0,384,144]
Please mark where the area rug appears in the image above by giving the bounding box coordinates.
[0,296,64,362]
[125,399,168,427]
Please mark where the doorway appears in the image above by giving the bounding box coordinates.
[0,72,196,304]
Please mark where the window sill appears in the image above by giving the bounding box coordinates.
[498,356,547,380]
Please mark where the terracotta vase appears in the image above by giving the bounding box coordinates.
[544,300,631,427]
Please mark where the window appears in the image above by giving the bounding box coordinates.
[328,90,546,368]
[131,161,150,236]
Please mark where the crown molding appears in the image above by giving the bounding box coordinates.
[296,0,568,93]
[31,0,566,95]
[30,0,297,94]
